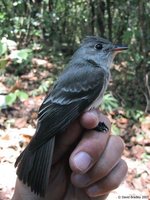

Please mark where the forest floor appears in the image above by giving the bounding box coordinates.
[0,59,150,200]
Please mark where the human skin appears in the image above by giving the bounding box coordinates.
[12,109,128,200]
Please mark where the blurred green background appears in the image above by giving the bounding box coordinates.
[0,2,150,198]
[0,0,150,126]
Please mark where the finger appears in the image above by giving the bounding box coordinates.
[69,116,111,173]
[86,159,128,197]
[80,109,111,130]
[71,136,125,187]
[53,109,105,163]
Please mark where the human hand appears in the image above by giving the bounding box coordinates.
[12,110,127,200]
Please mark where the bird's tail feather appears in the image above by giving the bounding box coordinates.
[15,137,55,196]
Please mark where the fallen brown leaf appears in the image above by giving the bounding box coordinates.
[13,118,27,129]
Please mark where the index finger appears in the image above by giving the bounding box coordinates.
[80,109,111,130]
[69,111,111,174]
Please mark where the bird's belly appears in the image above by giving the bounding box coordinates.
[87,93,103,110]
[86,85,106,111]
[87,73,109,111]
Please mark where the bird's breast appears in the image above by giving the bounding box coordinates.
[87,89,104,110]
[86,76,109,111]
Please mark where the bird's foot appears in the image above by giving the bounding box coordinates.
[93,122,109,132]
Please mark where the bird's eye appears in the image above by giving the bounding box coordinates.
[95,43,103,50]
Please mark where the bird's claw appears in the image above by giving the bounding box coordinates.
[93,122,109,132]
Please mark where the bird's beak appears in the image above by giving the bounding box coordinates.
[113,44,128,52]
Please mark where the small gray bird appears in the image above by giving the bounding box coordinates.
[15,36,127,196]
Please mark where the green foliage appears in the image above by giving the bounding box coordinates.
[10,49,32,64]
[101,93,119,112]
[0,0,149,112]
[111,124,121,136]
[5,90,28,106]
[0,41,7,56]
[9,48,33,75]
[125,109,144,121]
[0,58,7,70]
[142,153,150,162]
[0,39,8,70]
[0,37,33,74]
[31,78,54,96]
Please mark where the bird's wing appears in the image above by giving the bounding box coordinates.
[29,64,107,151]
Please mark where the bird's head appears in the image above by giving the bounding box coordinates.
[73,36,128,71]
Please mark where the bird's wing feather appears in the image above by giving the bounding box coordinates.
[29,64,107,151]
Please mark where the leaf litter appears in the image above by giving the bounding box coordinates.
[0,60,150,200]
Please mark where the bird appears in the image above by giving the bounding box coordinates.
[15,36,128,197]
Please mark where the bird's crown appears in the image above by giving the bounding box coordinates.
[81,36,112,46]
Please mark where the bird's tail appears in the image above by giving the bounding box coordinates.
[15,137,55,197]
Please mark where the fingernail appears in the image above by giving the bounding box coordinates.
[87,184,99,196]
[73,152,93,173]
[73,174,90,186]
